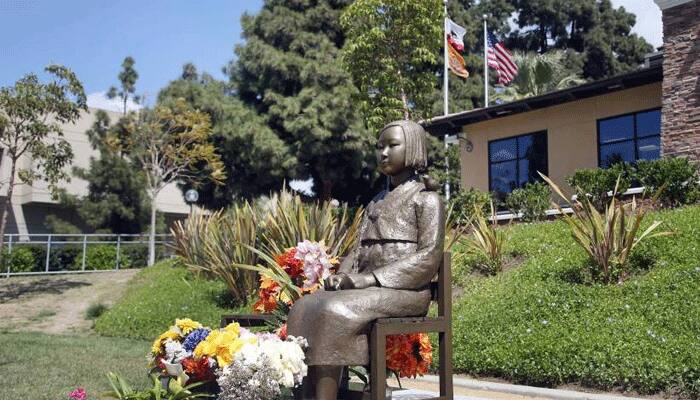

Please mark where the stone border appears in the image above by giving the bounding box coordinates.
[415,375,646,400]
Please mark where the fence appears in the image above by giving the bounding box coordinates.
[2,233,174,277]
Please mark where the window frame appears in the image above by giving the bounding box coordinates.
[487,130,548,195]
[596,107,662,168]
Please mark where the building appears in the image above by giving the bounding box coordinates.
[0,108,190,235]
[424,0,699,197]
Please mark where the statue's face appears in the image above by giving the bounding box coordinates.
[376,126,406,176]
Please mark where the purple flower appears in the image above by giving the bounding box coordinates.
[183,328,211,352]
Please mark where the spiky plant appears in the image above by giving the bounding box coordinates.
[541,173,672,284]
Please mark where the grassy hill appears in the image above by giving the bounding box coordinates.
[452,205,700,397]
[95,260,248,340]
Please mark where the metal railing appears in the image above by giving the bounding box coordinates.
[2,233,174,278]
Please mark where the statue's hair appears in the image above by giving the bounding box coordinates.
[380,120,428,171]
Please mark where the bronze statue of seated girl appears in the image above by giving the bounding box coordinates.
[288,120,445,400]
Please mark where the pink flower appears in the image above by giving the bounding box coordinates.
[295,240,334,289]
[69,388,87,400]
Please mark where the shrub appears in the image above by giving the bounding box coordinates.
[1,247,36,273]
[462,203,507,275]
[121,244,166,268]
[172,204,260,305]
[449,188,492,226]
[25,245,48,271]
[86,302,108,320]
[636,157,700,207]
[50,245,81,271]
[543,174,671,284]
[505,182,550,222]
[172,187,363,305]
[78,245,132,271]
[566,163,633,209]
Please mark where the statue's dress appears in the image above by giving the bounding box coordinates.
[287,177,445,366]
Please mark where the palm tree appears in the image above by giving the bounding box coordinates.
[493,50,587,103]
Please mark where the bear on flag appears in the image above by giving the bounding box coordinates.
[446,18,468,79]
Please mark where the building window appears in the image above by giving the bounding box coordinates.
[488,131,548,197]
[597,108,661,168]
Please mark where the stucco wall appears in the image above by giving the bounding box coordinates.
[459,82,662,192]
[0,108,190,235]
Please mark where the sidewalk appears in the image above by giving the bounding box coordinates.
[392,375,649,400]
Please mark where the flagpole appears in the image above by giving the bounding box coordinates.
[443,0,449,116]
[483,14,489,107]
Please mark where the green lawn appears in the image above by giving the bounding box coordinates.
[0,332,150,400]
[452,205,700,397]
[95,259,248,340]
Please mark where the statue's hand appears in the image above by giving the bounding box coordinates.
[345,273,377,289]
[323,274,347,291]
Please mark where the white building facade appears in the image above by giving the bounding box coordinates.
[0,108,190,235]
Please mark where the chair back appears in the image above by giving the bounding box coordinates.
[430,252,452,319]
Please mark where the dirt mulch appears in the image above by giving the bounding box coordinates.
[0,270,138,335]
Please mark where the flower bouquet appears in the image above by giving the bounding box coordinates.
[150,318,308,399]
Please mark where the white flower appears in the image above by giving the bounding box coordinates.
[163,339,190,363]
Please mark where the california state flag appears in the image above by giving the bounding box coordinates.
[446,18,468,78]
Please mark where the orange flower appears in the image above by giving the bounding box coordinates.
[253,276,281,313]
[386,333,433,378]
[182,356,214,382]
[275,248,304,278]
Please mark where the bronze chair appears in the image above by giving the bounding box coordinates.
[369,251,453,400]
[221,252,453,400]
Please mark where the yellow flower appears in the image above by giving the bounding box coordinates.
[193,329,256,367]
[175,318,202,335]
[223,322,240,337]
[151,330,180,355]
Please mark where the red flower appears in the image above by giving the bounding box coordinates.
[275,248,304,279]
[182,356,214,382]
[68,388,86,400]
[276,323,288,340]
[386,333,433,378]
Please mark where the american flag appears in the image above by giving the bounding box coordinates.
[487,31,518,85]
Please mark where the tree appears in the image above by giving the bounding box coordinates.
[52,110,151,234]
[158,68,296,207]
[227,1,378,203]
[506,0,653,79]
[107,56,141,115]
[113,99,225,265]
[493,50,586,103]
[0,65,86,256]
[341,0,443,128]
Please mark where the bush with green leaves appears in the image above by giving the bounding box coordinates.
[505,182,550,222]
[452,205,700,398]
[462,204,508,275]
[566,162,633,209]
[449,188,492,226]
[544,174,670,284]
[636,157,700,207]
[1,247,36,273]
[50,245,81,271]
[75,245,131,270]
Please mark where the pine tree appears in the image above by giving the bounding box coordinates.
[158,69,297,207]
[227,0,378,203]
[506,0,653,79]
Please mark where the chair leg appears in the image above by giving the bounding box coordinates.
[370,324,387,400]
[439,330,453,400]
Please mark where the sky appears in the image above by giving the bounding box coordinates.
[0,0,263,111]
[0,0,661,113]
